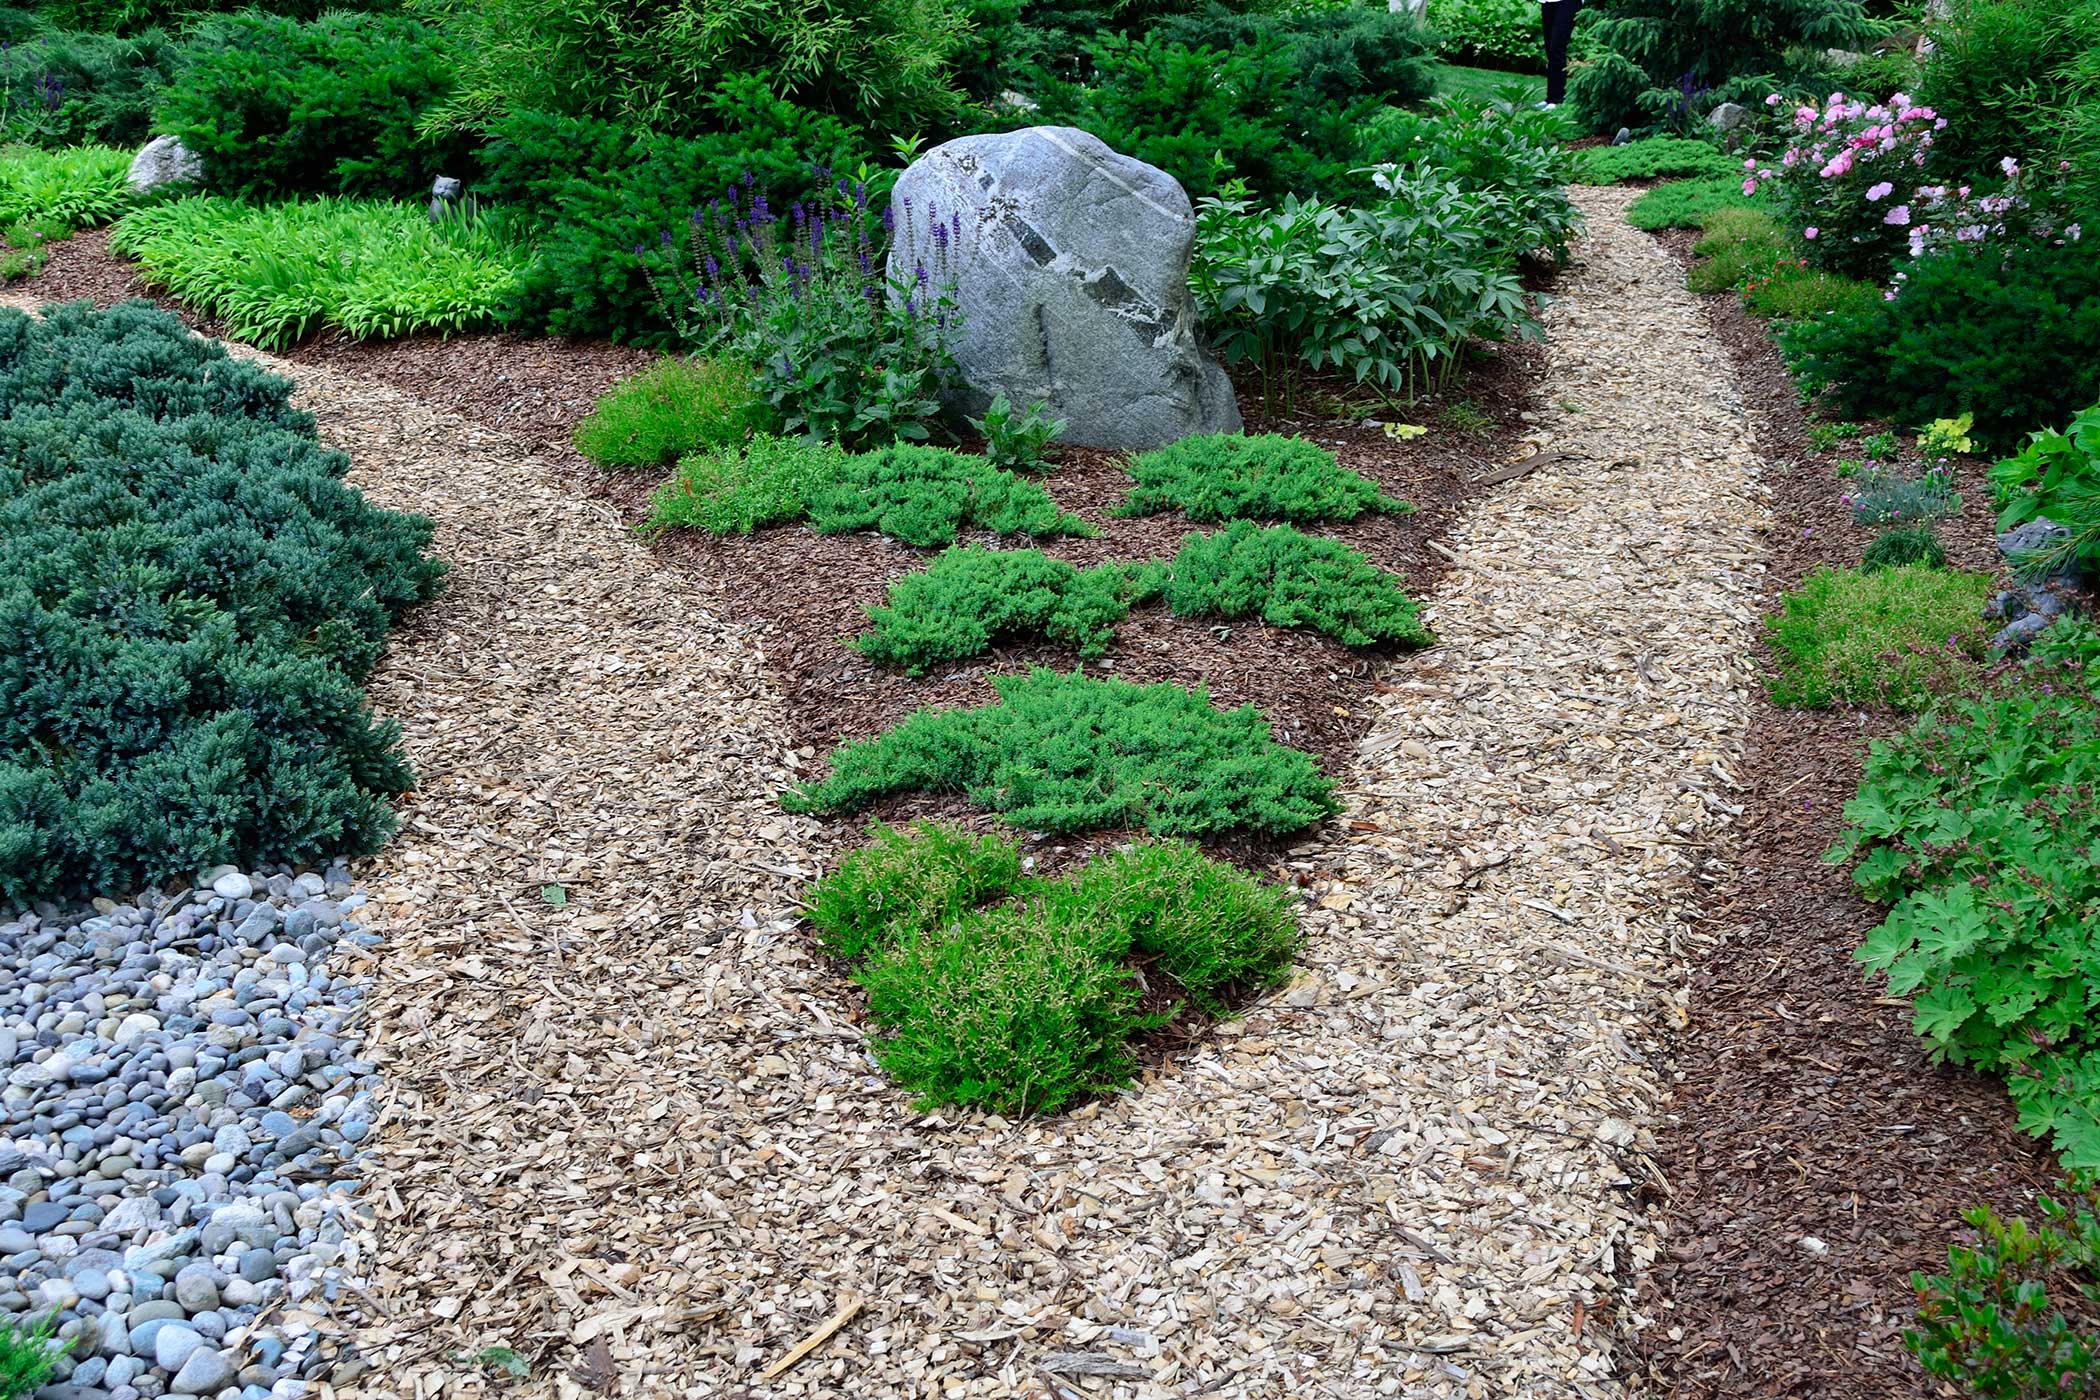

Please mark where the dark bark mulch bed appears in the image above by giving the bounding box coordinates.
[1629,231,2066,1400]
[14,229,1545,881]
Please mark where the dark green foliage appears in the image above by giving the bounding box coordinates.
[805,819,1023,960]
[1120,433,1410,525]
[1036,6,1434,200]
[1834,622,2100,1165]
[644,435,845,536]
[805,446,1092,548]
[1764,565,1991,710]
[1572,136,1740,184]
[1568,0,1873,134]
[804,820,1301,1112]
[856,902,1151,1115]
[1355,98,1579,264]
[0,1313,61,1400]
[154,13,463,200]
[1626,175,1759,229]
[1164,521,1431,648]
[571,356,766,470]
[0,28,179,149]
[970,395,1064,475]
[0,301,443,905]
[423,0,968,138]
[1861,527,1948,573]
[784,668,1339,838]
[1908,1184,2100,1393]
[37,0,396,36]
[1060,839,1298,1014]
[856,546,1161,674]
[1917,0,2100,191]
[472,93,872,344]
[1429,0,1543,73]
[1780,229,2100,444]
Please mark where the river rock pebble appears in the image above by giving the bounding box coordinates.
[0,865,378,1396]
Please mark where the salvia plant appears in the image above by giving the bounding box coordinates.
[648,168,963,448]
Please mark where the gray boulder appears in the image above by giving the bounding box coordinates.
[885,125,1240,450]
[1708,102,1751,131]
[126,135,202,194]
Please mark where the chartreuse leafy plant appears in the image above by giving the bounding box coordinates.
[0,301,443,905]
[1572,137,1741,184]
[1763,565,1992,711]
[0,144,138,280]
[1907,1182,2100,1394]
[572,356,767,470]
[1833,622,2100,1166]
[784,668,1338,838]
[108,196,527,350]
[857,526,1430,674]
[807,823,1301,1112]
[1120,434,1410,525]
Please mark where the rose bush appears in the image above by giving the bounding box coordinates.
[1746,90,1947,278]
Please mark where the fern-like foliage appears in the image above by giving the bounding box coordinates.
[808,445,1093,547]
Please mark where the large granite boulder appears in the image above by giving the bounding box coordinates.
[886,126,1240,451]
[127,135,202,194]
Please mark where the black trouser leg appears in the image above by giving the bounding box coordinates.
[1541,0,1581,105]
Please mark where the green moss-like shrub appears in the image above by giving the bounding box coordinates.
[1165,521,1432,648]
[1627,176,1758,230]
[1764,565,1992,711]
[1120,434,1410,525]
[856,546,1162,675]
[0,144,135,230]
[1060,839,1299,1014]
[784,668,1339,838]
[0,30,182,150]
[1573,137,1741,184]
[805,445,1093,547]
[645,435,845,536]
[572,356,766,470]
[1740,266,1884,324]
[1861,527,1948,573]
[0,300,444,905]
[1686,207,1787,293]
[805,819,1023,961]
[805,822,1302,1113]
[108,196,527,350]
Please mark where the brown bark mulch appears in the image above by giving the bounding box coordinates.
[1628,231,2067,1400]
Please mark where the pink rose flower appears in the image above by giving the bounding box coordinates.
[1803,226,1820,240]
[1866,182,1893,201]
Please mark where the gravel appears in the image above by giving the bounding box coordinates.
[0,864,379,1400]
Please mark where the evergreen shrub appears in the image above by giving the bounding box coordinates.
[805,445,1091,548]
[1120,434,1411,525]
[1572,136,1740,184]
[644,435,845,536]
[784,668,1339,838]
[0,29,179,149]
[1163,520,1431,648]
[571,356,765,470]
[0,301,443,905]
[805,819,1022,960]
[1626,175,1758,229]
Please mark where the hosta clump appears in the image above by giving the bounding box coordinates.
[1165,521,1432,648]
[784,668,1338,838]
[1833,622,2100,1165]
[1763,565,1991,710]
[0,301,444,904]
[805,823,1301,1112]
[856,546,1162,674]
[805,445,1092,547]
[1120,434,1410,525]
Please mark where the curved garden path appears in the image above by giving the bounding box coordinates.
[6,183,1769,1396]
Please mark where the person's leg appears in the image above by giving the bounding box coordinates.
[1542,0,1580,105]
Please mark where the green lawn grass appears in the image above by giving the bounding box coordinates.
[1429,62,1547,109]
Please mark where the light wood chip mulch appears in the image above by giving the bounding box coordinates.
[10,182,1772,1398]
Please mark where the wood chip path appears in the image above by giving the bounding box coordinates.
[10,182,1770,1397]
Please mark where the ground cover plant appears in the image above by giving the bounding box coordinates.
[783,668,1340,838]
[571,356,765,470]
[0,1314,60,1399]
[1763,564,1992,710]
[808,822,1300,1112]
[856,525,1431,673]
[1991,399,2100,578]
[0,141,133,277]
[1835,621,2100,1166]
[647,439,1089,545]
[1573,136,1741,184]
[108,195,527,349]
[0,300,443,905]
[1119,434,1412,525]
[1627,175,1758,229]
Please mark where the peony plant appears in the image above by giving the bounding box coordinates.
[1747,90,1947,278]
